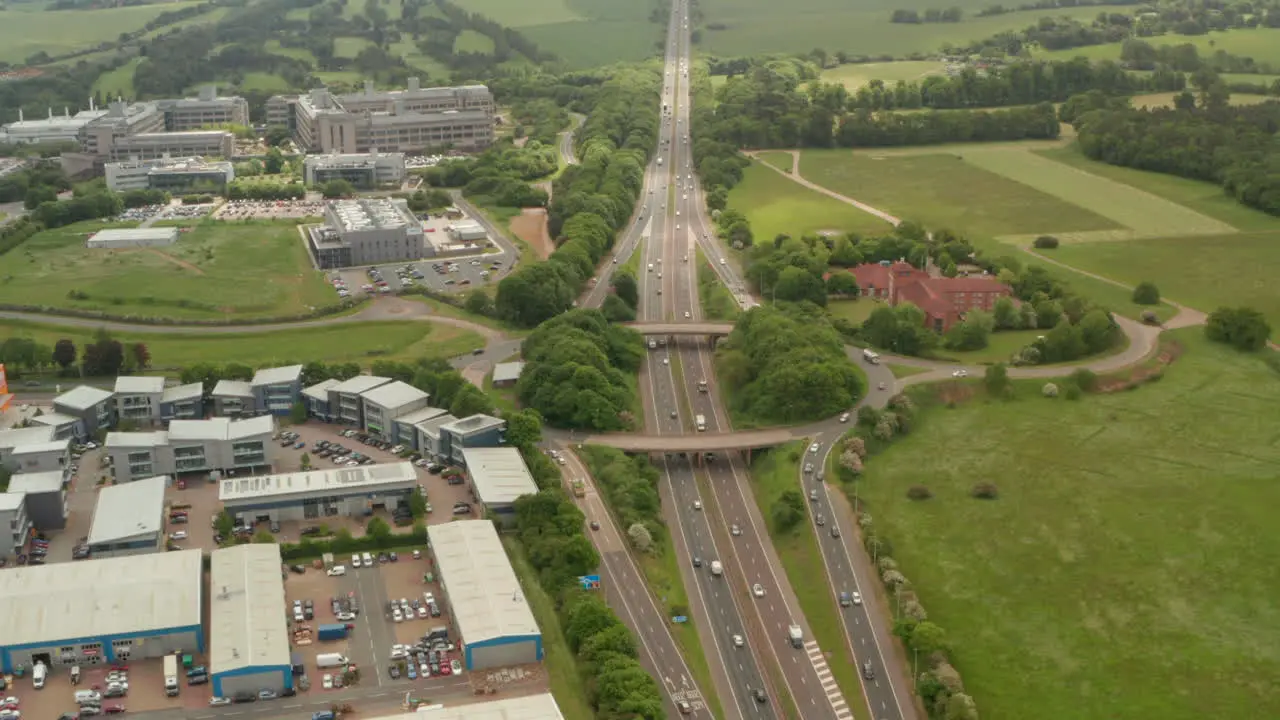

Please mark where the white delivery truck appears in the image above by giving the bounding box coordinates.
[862,349,880,365]
[163,655,179,696]
[315,653,349,669]
[33,661,47,689]
[695,414,706,432]
[788,625,804,649]
[710,560,723,577]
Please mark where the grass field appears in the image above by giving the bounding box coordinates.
[0,1,210,63]
[1048,230,1280,329]
[1037,26,1280,67]
[818,61,947,90]
[728,160,894,242]
[849,329,1280,720]
[827,298,878,325]
[799,151,1121,240]
[696,0,1099,59]
[92,57,142,99]
[334,36,375,59]
[237,72,293,93]
[472,0,661,68]
[1129,92,1273,110]
[755,151,794,172]
[749,443,869,720]
[453,28,495,54]
[0,318,483,369]
[0,220,334,320]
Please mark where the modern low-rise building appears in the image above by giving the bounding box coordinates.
[360,694,564,720]
[0,493,31,559]
[0,427,71,476]
[211,380,254,417]
[391,406,448,451]
[300,379,341,421]
[428,520,542,670]
[86,227,179,250]
[114,376,166,425]
[30,411,80,442]
[459,447,537,526]
[106,416,274,482]
[491,362,525,388]
[439,414,506,466]
[303,151,406,189]
[251,365,304,415]
[105,156,234,194]
[53,385,116,440]
[0,549,204,672]
[219,461,418,524]
[209,544,293,697]
[309,199,426,269]
[86,476,167,558]
[160,382,205,422]
[107,130,236,162]
[446,220,487,243]
[360,380,430,441]
[321,375,391,426]
[156,85,250,131]
[414,412,457,459]
[6,471,67,531]
[0,107,108,145]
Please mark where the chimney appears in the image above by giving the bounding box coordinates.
[17,109,22,122]
[64,107,70,118]
[407,77,419,92]
[364,80,374,96]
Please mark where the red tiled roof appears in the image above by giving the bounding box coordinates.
[930,275,1010,294]
[897,282,951,318]
[850,264,892,289]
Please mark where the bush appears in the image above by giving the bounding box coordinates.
[1064,384,1082,400]
[1205,306,1272,352]
[906,485,933,501]
[1132,281,1161,305]
[971,482,999,499]
[1032,235,1059,249]
[1041,382,1059,398]
[1070,367,1097,392]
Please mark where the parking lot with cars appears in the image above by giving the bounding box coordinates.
[212,200,326,220]
[333,252,505,299]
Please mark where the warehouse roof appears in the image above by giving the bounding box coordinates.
[461,447,536,506]
[54,384,114,411]
[88,228,179,246]
[115,376,166,394]
[359,380,428,409]
[301,378,340,402]
[210,544,290,677]
[394,406,447,426]
[212,379,253,398]
[0,548,202,648]
[11,439,69,455]
[0,426,54,450]
[442,413,504,437]
[106,430,167,449]
[0,493,23,512]
[220,461,417,504]
[491,361,525,384]
[6,470,64,494]
[330,375,391,395]
[366,694,564,720]
[161,381,204,403]
[30,412,79,428]
[88,475,166,545]
[252,364,303,386]
[428,520,538,646]
[167,415,274,442]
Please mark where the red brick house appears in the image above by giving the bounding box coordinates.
[849,261,1011,332]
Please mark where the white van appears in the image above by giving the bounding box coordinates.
[648,263,654,272]
[75,690,101,704]
[33,661,46,689]
[710,561,723,576]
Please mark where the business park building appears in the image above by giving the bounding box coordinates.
[209,544,292,697]
[308,198,427,269]
[219,461,418,525]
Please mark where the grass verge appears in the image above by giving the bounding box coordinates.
[887,363,931,379]
[502,538,595,720]
[696,247,740,321]
[748,442,871,720]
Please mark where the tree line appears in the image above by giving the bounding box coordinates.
[494,64,658,327]
[1074,98,1280,216]
[515,309,643,431]
[420,141,555,209]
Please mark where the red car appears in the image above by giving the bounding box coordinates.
[105,705,126,714]
[438,663,451,676]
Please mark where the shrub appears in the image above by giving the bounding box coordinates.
[906,485,933,501]
[1032,235,1059,249]
[903,599,929,621]
[882,569,907,588]
[1064,384,1082,400]
[971,482,999,499]
[877,556,898,572]
[1132,281,1161,305]
[1205,306,1272,351]
[627,522,653,552]
[1070,367,1097,391]
[888,393,915,413]
[873,418,896,441]
[1041,382,1059,398]
[857,405,881,427]
[1140,309,1160,325]
[845,436,867,458]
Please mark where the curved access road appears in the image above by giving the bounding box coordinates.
[558,112,585,166]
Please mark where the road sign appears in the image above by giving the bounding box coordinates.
[671,616,688,623]
[579,575,601,590]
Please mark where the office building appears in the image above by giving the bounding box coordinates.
[105,156,234,194]
[309,199,426,269]
[251,365,304,416]
[460,447,537,526]
[270,79,494,155]
[0,493,31,558]
[318,375,391,426]
[211,380,254,417]
[160,382,205,422]
[849,260,1013,333]
[156,85,250,131]
[30,411,79,442]
[0,426,71,476]
[86,476,167,558]
[105,416,274,483]
[0,549,204,672]
[438,414,506,466]
[53,385,116,439]
[209,544,293,698]
[304,151,405,189]
[300,379,341,421]
[107,130,235,162]
[5,471,67,531]
[360,380,430,442]
[219,462,418,524]
[115,376,166,425]
[86,227,179,249]
[428,521,542,670]
[391,406,448,451]
[0,107,107,145]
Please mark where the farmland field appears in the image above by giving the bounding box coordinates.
[818,61,947,90]
[0,318,483,370]
[1037,27,1280,67]
[0,220,334,320]
[0,1,211,64]
[462,0,663,68]
[1129,91,1272,110]
[849,329,1280,720]
[727,160,894,242]
[91,57,143,99]
[454,29,495,54]
[798,150,1121,239]
[334,36,375,59]
[696,0,1100,58]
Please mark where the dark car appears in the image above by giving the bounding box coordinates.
[233,691,257,703]
[281,687,297,697]
[389,665,401,679]
[290,564,306,574]
[753,689,767,704]
[862,661,875,680]
[187,674,208,686]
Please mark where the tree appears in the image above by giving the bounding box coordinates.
[1132,281,1161,305]
[264,146,285,175]
[300,452,311,470]
[504,409,543,450]
[321,179,355,198]
[1077,309,1117,354]
[129,343,151,370]
[52,339,77,370]
[289,401,308,425]
[366,516,392,540]
[408,490,427,518]
[944,310,992,351]
[1205,306,1271,351]
[252,529,276,544]
[825,271,859,296]
[983,363,1009,395]
[771,489,805,532]
[992,296,1021,330]
[215,510,235,538]
[612,271,639,309]
[908,620,948,656]
[627,522,653,552]
[1032,235,1059,249]
[601,294,636,322]
[449,384,493,418]
[464,290,493,316]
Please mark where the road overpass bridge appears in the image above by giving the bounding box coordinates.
[582,427,794,462]
[619,321,735,337]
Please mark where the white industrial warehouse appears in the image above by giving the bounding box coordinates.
[371,694,564,720]
[427,520,542,670]
[219,461,418,523]
[209,544,292,697]
[86,475,167,558]
[0,549,203,673]
[460,447,538,526]
[86,227,179,249]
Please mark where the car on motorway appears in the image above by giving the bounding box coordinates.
[730,523,741,536]
[851,591,862,605]
[662,358,669,365]
[831,525,840,538]
[809,489,819,501]
[589,520,600,531]
[692,557,701,568]
[692,500,702,510]
[816,515,826,526]
[732,634,744,648]
[804,463,814,473]
[862,661,875,680]
[952,369,969,378]
[752,583,764,598]
[753,689,767,704]
[677,700,693,714]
